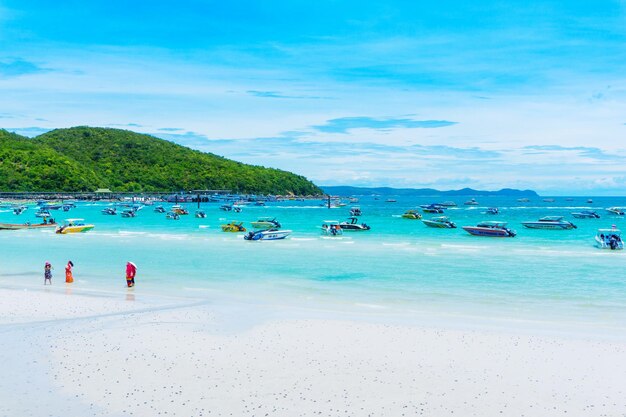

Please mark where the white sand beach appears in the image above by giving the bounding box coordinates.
[1,286,625,417]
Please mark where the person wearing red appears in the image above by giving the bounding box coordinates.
[126,261,137,287]
[65,261,74,283]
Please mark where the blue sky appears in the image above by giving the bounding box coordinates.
[1,1,626,194]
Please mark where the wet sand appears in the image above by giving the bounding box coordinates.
[1,287,625,417]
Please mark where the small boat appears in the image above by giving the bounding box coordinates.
[62,204,73,212]
[595,227,623,250]
[55,218,94,234]
[522,216,577,230]
[195,210,207,218]
[606,207,625,216]
[250,217,281,230]
[565,198,574,202]
[154,206,166,213]
[0,220,57,230]
[101,207,117,215]
[464,198,479,205]
[244,228,291,241]
[221,221,246,232]
[121,209,136,218]
[13,206,26,215]
[349,206,362,216]
[385,198,397,203]
[220,204,242,212]
[35,209,51,218]
[571,210,600,219]
[339,217,370,231]
[543,198,555,203]
[421,204,444,214]
[422,216,456,228]
[486,207,499,215]
[437,201,457,207]
[517,198,530,202]
[321,220,343,236]
[171,205,189,215]
[587,199,593,204]
[401,210,422,220]
[166,211,180,220]
[349,197,359,203]
[462,221,516,237]
[254,201,266,206]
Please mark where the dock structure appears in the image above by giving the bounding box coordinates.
[0,189,232,201]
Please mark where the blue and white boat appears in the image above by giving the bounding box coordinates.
[571,210,600,219]
[422,216,456,228]
[321,220,343,236]
[462,221,516,237]
[522,216,577,230]
[101,207,117,215]
[595,227,623,250]
[486,207,499,215]
[244,228,291,241]
[606,207,625,216]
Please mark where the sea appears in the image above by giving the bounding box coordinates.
[1,196,625,338]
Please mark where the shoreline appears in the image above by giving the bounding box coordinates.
[1,287,625,416]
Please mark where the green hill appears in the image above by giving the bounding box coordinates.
[0,126,321,194]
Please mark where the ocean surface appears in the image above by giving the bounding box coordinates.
[1,196,625,336]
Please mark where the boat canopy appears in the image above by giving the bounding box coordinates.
[476,221,507,227]
[598,228,621,234]
[539,216,564,221]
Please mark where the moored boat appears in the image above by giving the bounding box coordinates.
[606,207,625,216]
[401,209,422,220]
[244,228,291,241]
[221,221,246,232]
[55,219,94,234]
[437,201,457,207]
[171,205,189,215]
[101,207,117,215]
[421,204,444,214]
[166,211,180,220]
[422,216,456,228]
[595,227,623,250]
[486,207,499,215]
[571,210,600,219]
[154,205,166,213]
[349,206,362,216]
[121,209,136,218]
[464,198,479,205]
[339,217,371,231]
[462,221,515,237]
[195,210,207,218]
[522,216,577,230]
[0,220,57,230]
[250,217,281,230]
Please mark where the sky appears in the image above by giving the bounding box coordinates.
[1,1,626,195]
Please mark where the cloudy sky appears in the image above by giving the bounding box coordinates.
[1,0,626,194]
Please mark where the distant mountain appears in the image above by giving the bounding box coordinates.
[0,127,322,194]
[321,186,539,197]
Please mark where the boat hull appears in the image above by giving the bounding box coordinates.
[522,222,576,230]
[0,223,57,230]
[56,225,95,234]
[422,220,456,228]
[462,226,514,237]
[244,230,291,240]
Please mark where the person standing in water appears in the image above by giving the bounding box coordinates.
[65,261,74,283]
[126,262,137,287]
[44,262,53,285]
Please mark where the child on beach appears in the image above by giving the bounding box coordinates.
[126,261,137,287]
[44,262,52,285]
[65,261,74,283]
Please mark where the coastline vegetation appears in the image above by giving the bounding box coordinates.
[0,127,322,195]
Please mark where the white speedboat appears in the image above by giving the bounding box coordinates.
[321,220,343,236]
[121,209,136,218]
[166,211,180,220]
[349,206,362,216]
[244,228,291,241]
[606,207,625,216]
[571,210,600,219]
[195,210,207,218]
[462,221,516,237]
[595,227,623,250]
[464,198,479,205]
[522,216,577,230]
[154,205,166,213]
[251,217,281,230]
[101,207,117,215]
[339,217,371,231]
[486,207,499,215]
[422,216,456,228]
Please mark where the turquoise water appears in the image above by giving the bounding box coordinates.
[1,196,625,334]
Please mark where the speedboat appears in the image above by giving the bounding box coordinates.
[244,228,291,241]
[171,205,189,215]
[250,217,281,230]
[221,221,246,232]
[464,198,479,205]
[154,206,166,213]
[606,207,625,216]
[385,198,397,203]
[254,201,266,206]
[462,221,516,237]
[13,206,26,215]
[62,204,73,212]
[166,211,180,220]
[35,209,51,218]
[55,219,94,234]
[422,216,456,228]
[339,217,370,231]
[121,209,136,218]
[486,207,499,215]
[543,198,555,203]
[195,210,207,218]
[522,216,576,230]
[421,204,444,214]
[595,227,623,250]
[571,210,600,219]
[321,220,343,236]
[349,197,359,203]
[401,210,422,220]
[517,198,530,202]
[101,207,117,215]
[437,201,457,207]
[587,199,593,204]
[349,207,362,216]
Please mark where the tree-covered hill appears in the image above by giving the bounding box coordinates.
[0,127,322,194]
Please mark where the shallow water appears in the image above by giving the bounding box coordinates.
[1,196,625,335]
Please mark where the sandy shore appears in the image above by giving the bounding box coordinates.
[1,287,625,417]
